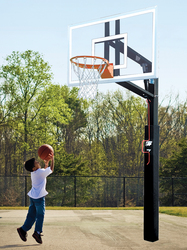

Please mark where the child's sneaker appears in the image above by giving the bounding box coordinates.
[17,227,27,242]
[32,231,43,244]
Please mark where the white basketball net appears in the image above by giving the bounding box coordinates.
[71,56,108,99]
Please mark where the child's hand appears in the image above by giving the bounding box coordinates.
[44,153,54,168]
[49,152,54,160]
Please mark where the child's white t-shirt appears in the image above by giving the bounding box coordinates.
[28,167,53,199]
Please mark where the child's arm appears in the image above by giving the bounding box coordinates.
[44,154,54,171]
[44,160,49,169]
[50,155,54,172]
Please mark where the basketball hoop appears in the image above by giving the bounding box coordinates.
[70,55,113,99]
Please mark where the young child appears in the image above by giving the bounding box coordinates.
[17,154,54,244]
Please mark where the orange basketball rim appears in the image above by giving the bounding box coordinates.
[70,55,113,79]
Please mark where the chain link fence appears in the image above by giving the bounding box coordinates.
[0,176,187,207]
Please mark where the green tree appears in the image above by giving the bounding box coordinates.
[159,95,187,160]
[83,91,147,177]
[46,143,91,207]
[33,84,72,146]
[108,91,147,177]
[0,50,53,172]
[159,138,187,205]
[160,138,187,177]
[56,86,88,154]
[54,143,90,176]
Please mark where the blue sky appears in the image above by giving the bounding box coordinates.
[0,0,187,104]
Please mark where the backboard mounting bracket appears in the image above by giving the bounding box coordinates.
[116,80,154,99]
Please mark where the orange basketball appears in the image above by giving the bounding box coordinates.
[38,144,54,161]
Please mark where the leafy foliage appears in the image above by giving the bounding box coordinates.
[160,138,187,177]
[0,50,187,182]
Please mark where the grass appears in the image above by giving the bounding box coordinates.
[1,206,187,217]
[159,207,187,218]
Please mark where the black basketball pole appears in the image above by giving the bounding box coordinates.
[110,17,159,242]
[117,78,159,242]
[144,78,159,242]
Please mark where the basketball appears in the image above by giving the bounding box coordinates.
[38,144,54,161]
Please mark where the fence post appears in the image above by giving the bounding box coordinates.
[74,176,77,207]
[25,176,27,207]
[172,177,174,206]
[123,177,126,207]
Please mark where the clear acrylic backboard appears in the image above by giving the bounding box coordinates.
[68,7,157,87]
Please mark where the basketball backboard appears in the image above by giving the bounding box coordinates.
[68,7,157,86]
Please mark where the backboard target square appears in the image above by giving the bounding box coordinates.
[92,33,128,70]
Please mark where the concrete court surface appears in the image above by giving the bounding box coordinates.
[0,209,187,250]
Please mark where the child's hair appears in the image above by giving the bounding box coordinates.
[25,158,35,172]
